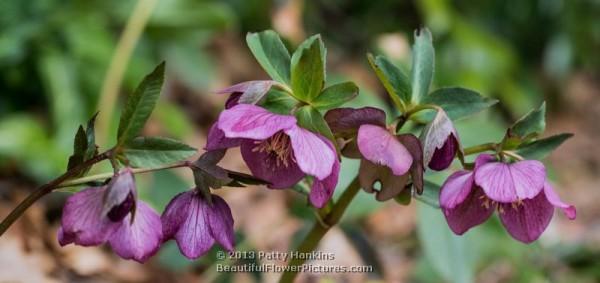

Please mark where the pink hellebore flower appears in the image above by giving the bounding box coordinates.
[440,154,576,243]
[207,104,339,208]
[161,191,234,259]
[58,168,162,263]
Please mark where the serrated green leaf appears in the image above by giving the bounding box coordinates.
[410,28,435,103]
[511,102,546,138]
[116,62,165,146]
[516,133,572,160]
[367,54,410,110]
[294,105,335,144]
[421,87,498,120]
[120,136,196,167]
[290,35,326,102]
[246,30,291,84]
[312,81,358,110]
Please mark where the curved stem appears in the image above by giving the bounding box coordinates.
[96,0,159,144]
[279,176,361,283]
[0,151,111,236]
[463,142,497,156]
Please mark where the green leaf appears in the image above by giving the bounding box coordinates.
[367,54,410,110]
[421,87,498,120]
[246,30,291,84]
[414,180,441,208]
[84,112,99,160]
[510,102,546,138]
[312,82,358,110]
[290,35,326,102]
[260,89,298,115]
[516,133,573,160]
[410,28,435,103]
[294,105,335,144]
[120,136,196,168]
[116,62,165,146]
[67,113,99,175]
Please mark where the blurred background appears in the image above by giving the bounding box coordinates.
[1,0,599,282]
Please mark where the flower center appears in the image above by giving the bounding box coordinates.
[252,131,294,168]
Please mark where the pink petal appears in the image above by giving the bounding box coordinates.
[108,202,163,263]
[205,195,235,251]
[357,124,412,176]
[285,126,336,180]
[175,194,215,259]
[60,187,121,246]
[441,182,494,235]
[475,160,546,203]
[102,168,137,221]
[309,138,340,208]
[543,182,576,220]
[499,191,554,243]
[205,123,242,151]
[161,191,193,241]
[439,171,475,210]
[240,139,304,189]
[217,104,297,140]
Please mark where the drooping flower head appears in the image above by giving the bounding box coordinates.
[207,104,339,208]
[161,190,235,259]
[58,168,162,262]
[420,109,461,171]
[440,154,576,243]
[325,107,423,201]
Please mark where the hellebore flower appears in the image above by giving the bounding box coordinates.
[325,107,424,201]
[440,154,576,243]
[161,191,234,259]
[210,104,339,208]
[58,168,162,262]
[421,109,460,171]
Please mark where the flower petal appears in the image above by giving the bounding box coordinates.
[428,134,458,171]
[205,195,235,252]
[285,126,335,180]
[240,139,305,189]
[324,107,386,136]
[108,201,163,263]
[216,80,274,106]
[543,182,576,220]
[475,160,546,203]
[309,138,340,208]
[103,168,137,222]
[357,124,412,176]
[205,123,242,151]
[60,186,121,246]
[397,134,424,194]
[217,104,297,140]
[421,109,460,169]
[161,191,193,241]
[174,194,215,259]
[441,183,494,235]
[499,191,553,243]
[359,159,409,201]
[439,171,475,210]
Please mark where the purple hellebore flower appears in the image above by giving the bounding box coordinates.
[58,168,162,263]
[325,107,424,200]
[161,191,234,259]
[440,154,576,243]
[421,109,461,171]
[207,104,339,208]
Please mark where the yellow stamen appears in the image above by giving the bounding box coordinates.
[252,132,294,168]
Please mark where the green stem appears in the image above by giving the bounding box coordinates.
[279,176,361,283]
[463,142,497,156]
[96,0,159,144]
[58,161,191,188]
[0,151,111,237]
[404,103,441,117]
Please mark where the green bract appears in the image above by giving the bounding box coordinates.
[246,30,292,84]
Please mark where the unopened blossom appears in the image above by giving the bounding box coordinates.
[421,109,460,171]
[161,191,234,259]
[325,107,423,201]
[440,154,576,243]
[208,104,339,208]
[58,168,162,262]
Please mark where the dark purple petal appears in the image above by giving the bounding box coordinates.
[428,134,458,171]
[543,182,576,220]
[217,104,297,140]
[359,159,409,201]
[205,123,242,151]
[397,134,424,194]
[324,107,386,135]
[240,139,304,189]
[107,192,135,222]
[225,92,242,109]
[499,191,554,243]
[102,168,137,222]
[108,201,163,263]
[60,186,121,246]
[161,191,194,241]
[439,171,494,235]
[217,80,274,105]
[309,138,340,208]
[205,195,235,252]
[357,125,412,176]
[174,194,215,259]
[475,159,546,203]
[57,227,74,246]
[421,109,460,169]
[285,126,336,180]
